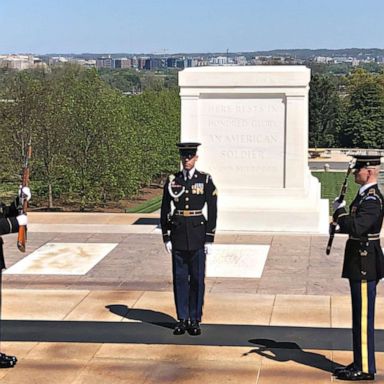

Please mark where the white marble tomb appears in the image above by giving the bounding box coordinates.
[179,66,329,233]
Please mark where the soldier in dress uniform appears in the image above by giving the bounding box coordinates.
[160,142,217,336]
[332,150,384,381]
[0,186,30,368]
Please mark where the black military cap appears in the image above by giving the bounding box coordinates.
[177,142,201,159]
[348,150,384,169]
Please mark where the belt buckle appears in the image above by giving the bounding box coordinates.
[184,211,191,217]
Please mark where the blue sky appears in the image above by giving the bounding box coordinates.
[1,0,383,54]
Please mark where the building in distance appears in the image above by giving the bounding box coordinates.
[0,54,46,70]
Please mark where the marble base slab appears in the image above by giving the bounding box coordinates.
[4,243,118,275]
[206,244,269,278]
[28,224,158,233]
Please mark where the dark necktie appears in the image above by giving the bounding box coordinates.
[186,170,191,185]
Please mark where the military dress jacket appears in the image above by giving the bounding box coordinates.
[0,201,20,270]
[333,184,384,281]
[160,170,217,251]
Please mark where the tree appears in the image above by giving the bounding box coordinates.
[0,65,181,209]
[125,88,180,186]
[0,70,43,182]
[140,72,164,91]
[309,74,343,148]
[340,69,384,148]
[31,66,75,208]
[98,68,141,93]
[60,68,126,208]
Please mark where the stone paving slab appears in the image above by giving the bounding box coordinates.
[1,340,384,383]
[0,227,368,296]
[3,289,384,331]
[1,213,384,382]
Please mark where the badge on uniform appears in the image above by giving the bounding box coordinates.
[192,183,204,194]
[171,182,182,189]
[171,182,183,198]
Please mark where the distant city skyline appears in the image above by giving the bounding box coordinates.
[1,0,384,54]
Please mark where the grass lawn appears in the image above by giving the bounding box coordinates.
[312,171,358,212]
[127,172,360,214]
[0,173,360,214]
[124,194,162,213]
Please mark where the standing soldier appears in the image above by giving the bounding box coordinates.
[161,142,217,336]
[332,151,384,381]
[0,186,31,368]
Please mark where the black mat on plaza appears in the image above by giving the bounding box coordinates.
[132,218,160,225]
[3,320,384,351]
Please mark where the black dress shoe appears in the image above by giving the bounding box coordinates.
[188,320,201,336]
[335,368,374,381]
[0,353,17,369]
[334,363,355,375]
[173,320,188,335]
[0,353,17,363]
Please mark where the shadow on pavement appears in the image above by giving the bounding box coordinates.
[245,338,342,373]
[106,304,176,329]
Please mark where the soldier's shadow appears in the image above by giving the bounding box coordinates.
[245,339,339,373]
[106,304,176,329]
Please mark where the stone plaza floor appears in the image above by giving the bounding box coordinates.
[1,212,384,383]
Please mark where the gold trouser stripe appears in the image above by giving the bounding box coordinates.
[7,218,12,233]
[361,280,368,373]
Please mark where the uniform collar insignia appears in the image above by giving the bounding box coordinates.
[359,183,377,195]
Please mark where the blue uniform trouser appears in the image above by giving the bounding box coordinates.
[172,248,206,321]
[349,279,377,374]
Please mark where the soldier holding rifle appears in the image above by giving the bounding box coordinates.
[0,186,31,368]
[0,141,31,368]
[331,150,384,381]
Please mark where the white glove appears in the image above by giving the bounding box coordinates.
[329,223,340,234]
[165,241,172,254]
[19,186,31,201]
[16,214,28,226]
[332,198,346,211]
[204,243,213,255]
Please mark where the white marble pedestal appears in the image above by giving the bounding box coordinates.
[179,66,329,233]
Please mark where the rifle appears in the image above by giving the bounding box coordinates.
[325,161,354,255]
[17,140,32,253]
